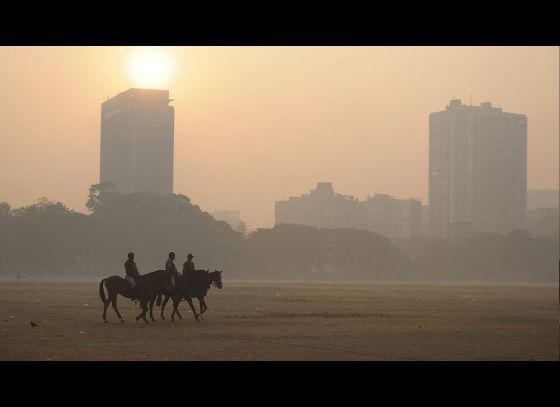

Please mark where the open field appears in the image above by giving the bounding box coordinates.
[0,280,558,360]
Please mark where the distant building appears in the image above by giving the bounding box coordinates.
[212,210,247,234]
[275,182,422,239]
[100,88,174,194]
[429,99,527,236]
[526,208,559,237]
[525,189,559,238]
[527,189,559,210]
[362,194,422,240]
[275,182,361,230]
[421,204,430,236]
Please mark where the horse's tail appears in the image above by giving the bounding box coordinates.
[99,278,108,303]
[156,293,163,307]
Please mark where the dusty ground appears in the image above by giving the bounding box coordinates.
[0,280,557,360]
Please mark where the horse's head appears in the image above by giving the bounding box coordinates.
[209,269,223,289]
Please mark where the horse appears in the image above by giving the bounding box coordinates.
[143,268,189,321]
[99,270,174,323]
[155,270,223,322]
[148,269,209,320]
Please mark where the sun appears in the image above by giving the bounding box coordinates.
[126,47,174,89]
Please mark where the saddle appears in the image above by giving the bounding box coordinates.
[125,275,136,288]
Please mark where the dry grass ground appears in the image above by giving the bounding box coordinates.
[0,280,557,360]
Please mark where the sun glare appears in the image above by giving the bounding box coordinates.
[127,47,174,89]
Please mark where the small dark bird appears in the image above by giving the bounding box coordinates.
[30,320,39,327]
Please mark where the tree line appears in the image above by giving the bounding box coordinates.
[0,184,557,282]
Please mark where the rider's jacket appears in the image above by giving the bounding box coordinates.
[165,259,178,274]
[182,260,195,274]
[124,259,140,279]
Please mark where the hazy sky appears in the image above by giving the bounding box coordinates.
[0,46,558,229]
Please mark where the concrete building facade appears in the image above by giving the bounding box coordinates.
[275,182,362,230]
[429,99,527,236]
[100,88,174,194]
[275,183,421,239]
[362,194,422,239]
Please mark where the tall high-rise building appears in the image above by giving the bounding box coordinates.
[429,99,527,236]
[100,88,174,194]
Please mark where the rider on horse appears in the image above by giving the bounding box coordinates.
[165,251,179,288]
[182,253,196,275]
[124,252,140,301]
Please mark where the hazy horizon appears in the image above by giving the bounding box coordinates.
[1,46,558,229]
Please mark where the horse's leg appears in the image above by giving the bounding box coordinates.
[149,295,156,321]
[135,300,146,322]
[101,284,112,322]
[198,297,205,321]
[142,302,149,323]
[160,295,170,320]
[186,297,199,322]
[171,298,180,322]
[202,297,208,319]
[111,295,124,323]
[103,295,111,322]
[202,297,208,314]
[175,299,184,320]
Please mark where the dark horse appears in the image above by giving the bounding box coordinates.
[153,270,223,322]
[99,270,174,323]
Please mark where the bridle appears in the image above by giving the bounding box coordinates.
[209,273,222,288]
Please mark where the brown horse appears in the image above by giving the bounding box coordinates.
[155,270,223,322]
[99,270,174,323]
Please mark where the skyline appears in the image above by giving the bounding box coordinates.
[0,46,558,228]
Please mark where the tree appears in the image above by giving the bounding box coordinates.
[0,202,12,217]
[86,182,116,213]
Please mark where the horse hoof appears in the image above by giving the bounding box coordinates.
[120,320,124,323]
[104,320,108,323]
